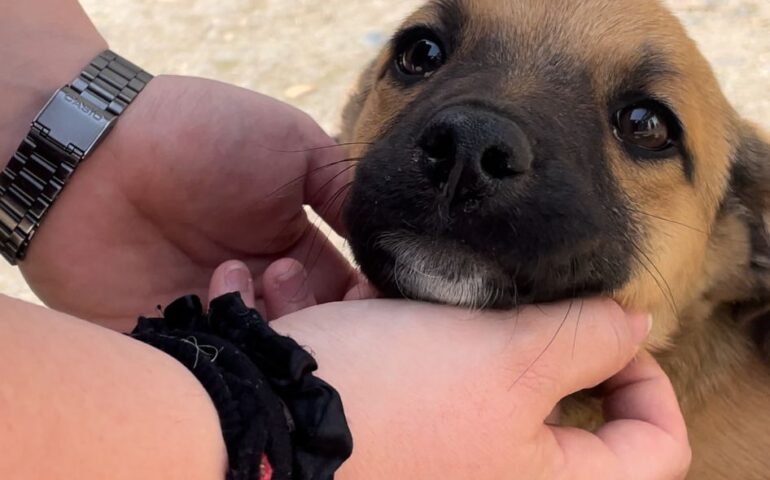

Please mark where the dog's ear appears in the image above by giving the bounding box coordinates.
[731,126,770,275]
[732,126,770,214]
[338,59,378,144]
[730,125,770,360]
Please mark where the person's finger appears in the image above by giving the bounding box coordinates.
[292,223,358,304]
[207,260,256,309]
[550,351,690,480]
[262,258,318,320]
[597,350,691,478]
[506,298,651,418]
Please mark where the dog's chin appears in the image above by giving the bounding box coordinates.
[355,230,623,309]
[366,232,513,309]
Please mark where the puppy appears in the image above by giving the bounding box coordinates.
[338,0,770,478]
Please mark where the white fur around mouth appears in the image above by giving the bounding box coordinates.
[376,232,503,308]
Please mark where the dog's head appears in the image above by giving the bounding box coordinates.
[341,0,770,347]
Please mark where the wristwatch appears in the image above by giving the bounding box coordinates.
[0,50,152,265]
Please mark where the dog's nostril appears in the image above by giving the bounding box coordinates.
[421,127,455,161]
[421,126,457,187]
[481,146,518,179]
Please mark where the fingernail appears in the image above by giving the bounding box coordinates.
[629,313,653,343]
[225,264,252,293]
[277,263,309,302]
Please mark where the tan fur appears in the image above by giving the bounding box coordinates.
[339,1,770,478]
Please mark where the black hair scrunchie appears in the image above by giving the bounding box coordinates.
[129,293,353,480]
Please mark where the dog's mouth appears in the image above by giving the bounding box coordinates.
[373,232,513,308]
[355,230,621,309]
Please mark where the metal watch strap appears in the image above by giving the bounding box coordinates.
[0,50,152,264]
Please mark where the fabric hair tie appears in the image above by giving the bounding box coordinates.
[129,293,353,480]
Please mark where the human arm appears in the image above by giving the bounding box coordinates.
[0,0,107,155]
[273,302,689,480]
[225,262,692,480]
[0,262,689,480]
[0,0,357,331]
[0,293,228,480]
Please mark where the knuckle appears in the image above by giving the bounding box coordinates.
[579,299,633,366]
[660,436,692,480]
[593,301,635,363]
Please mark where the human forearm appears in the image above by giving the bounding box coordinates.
[0,295,227,479]
[0,0,106,166]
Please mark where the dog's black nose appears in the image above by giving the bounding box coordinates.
[418,106,533,202]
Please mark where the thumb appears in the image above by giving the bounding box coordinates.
[208,260,256,309]
[262,258,318,320]
[509,299,651,419]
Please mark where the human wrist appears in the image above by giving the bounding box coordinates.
[0,0,107,169]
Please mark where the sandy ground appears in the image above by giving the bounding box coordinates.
[1,0,768,304]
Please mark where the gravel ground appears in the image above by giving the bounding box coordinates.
[1,0,768,304]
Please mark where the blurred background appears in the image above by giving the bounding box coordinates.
[1,0,768,304]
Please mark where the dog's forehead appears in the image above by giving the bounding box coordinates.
[420,0,678,36]
[404,0,732,130]
[414,0,693,79]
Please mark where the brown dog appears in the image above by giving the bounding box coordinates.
[338,0,770,478]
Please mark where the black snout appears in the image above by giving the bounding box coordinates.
[418,106,533,203]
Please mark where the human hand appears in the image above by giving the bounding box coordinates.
[212,261,691,480]
[16,74,357,331]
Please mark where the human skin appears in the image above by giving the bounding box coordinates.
[220,260,692,480]
[1,0,359,332]
[0,262,689,480]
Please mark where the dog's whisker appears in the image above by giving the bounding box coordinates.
[629,240,679,317]
[255,142,373,154]
[301,183,354,279]
[267,158,361,199]
[572,298,585,360]
[628,207,709,235]
[307,164,359,206]
[510,298,575,390]
[262,176,352,260]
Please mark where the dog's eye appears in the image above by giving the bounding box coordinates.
[613,101,680,152]
[396,37,445,78]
